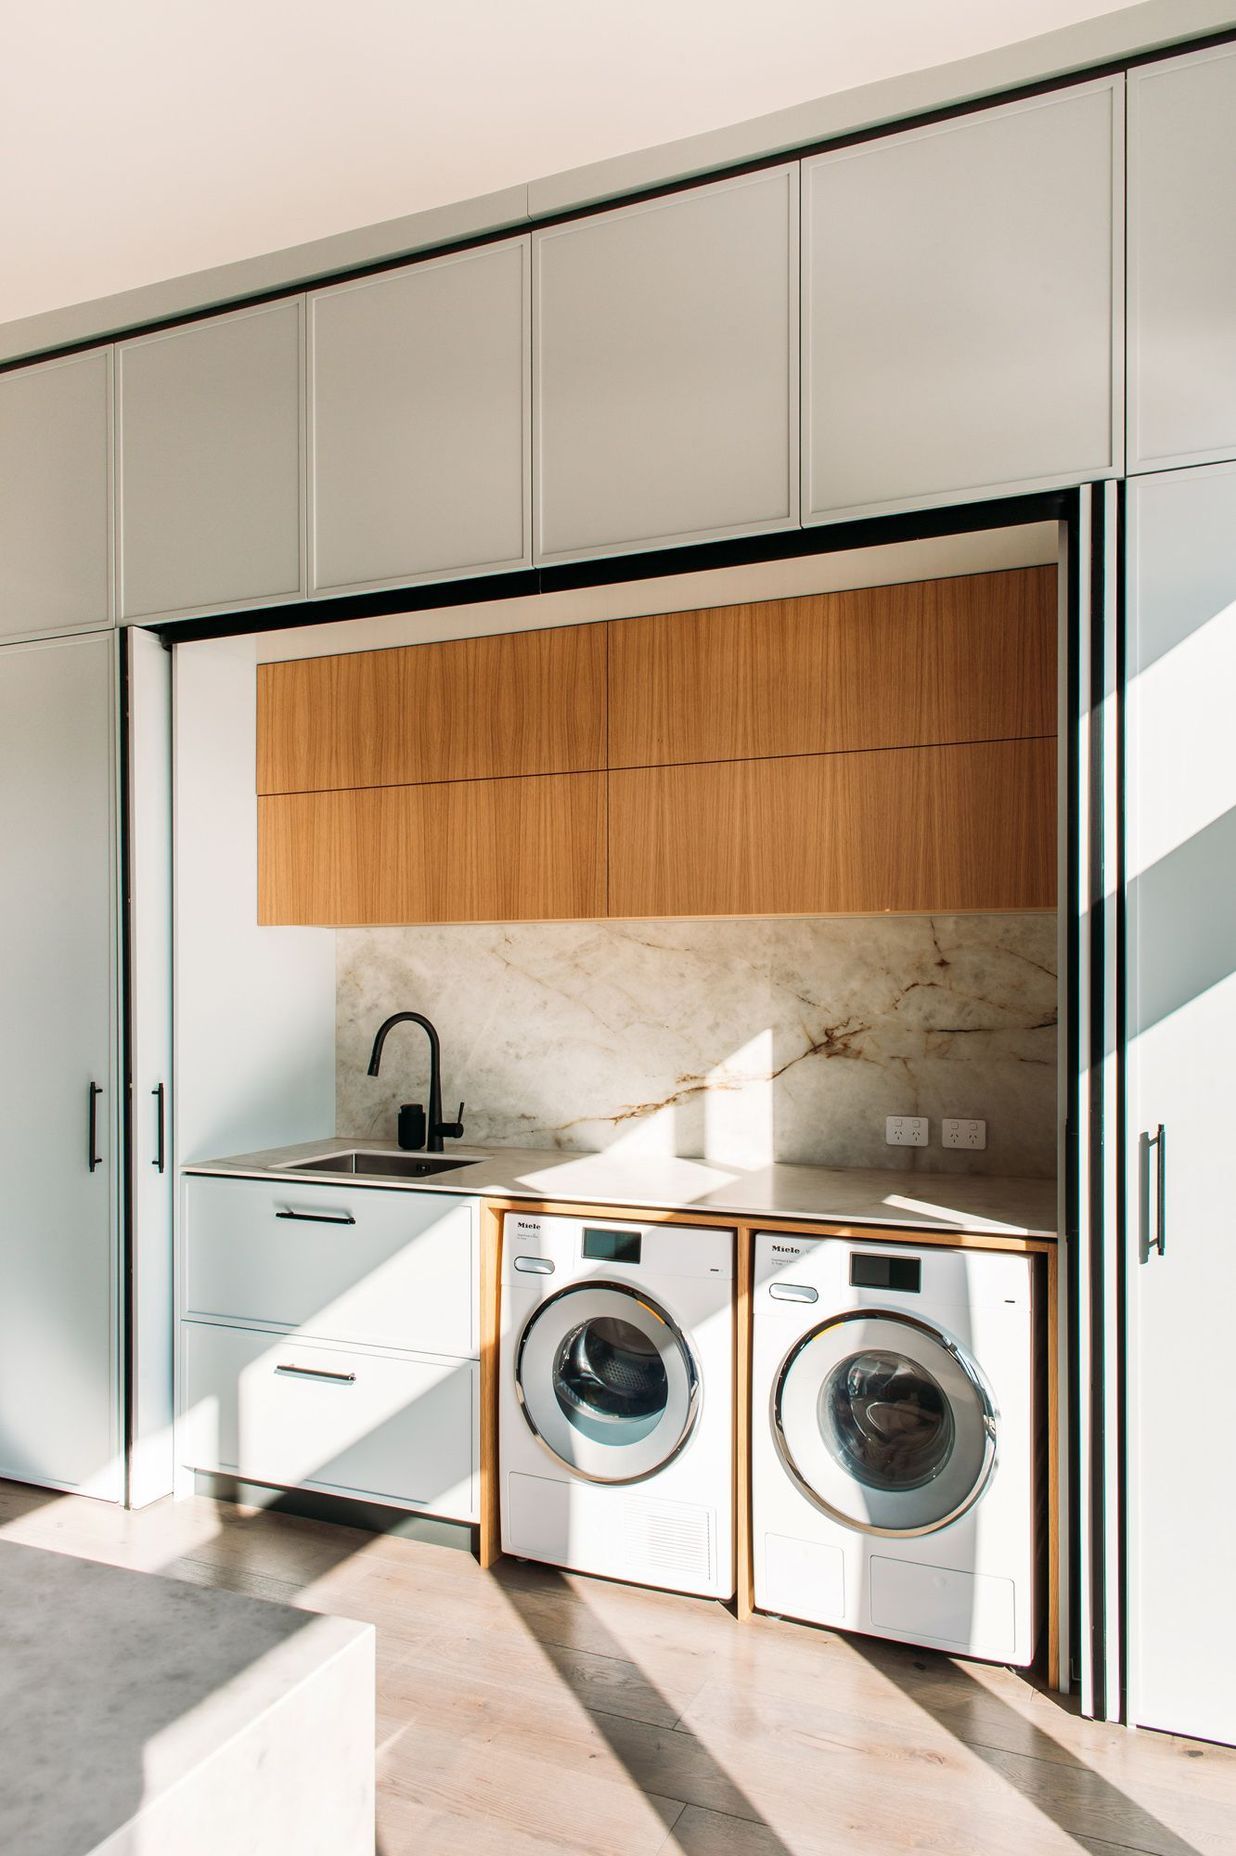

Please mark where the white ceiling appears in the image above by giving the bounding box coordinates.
[1,0,1135,325]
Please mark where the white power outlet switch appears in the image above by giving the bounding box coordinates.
[943,1118,987,1150]
[885,1116,929,1147]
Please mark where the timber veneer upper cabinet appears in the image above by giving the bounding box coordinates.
[1127,43,1236,473]
[309,239,530,594]
[802,80,1122,523]
[0,348,113,641]
[606,567,1057,918]
[607,569,1056,767]
[117,299,305,623]
[533,166,798,564]
[257,623,607,925]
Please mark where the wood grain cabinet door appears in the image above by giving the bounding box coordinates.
[802,79,1121,523]
[259,772,606,926]
[0,348,113,641]
[117,299,305,623]
[1128,43,1236,473]
[609,741,1056,918]
[607,568,1055,767]
[257,621,606,794]
[534,165,798,564]
[309,238,530,594]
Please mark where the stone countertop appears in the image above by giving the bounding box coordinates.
[0,1539,374,1856]
[184,1139,1058,1238]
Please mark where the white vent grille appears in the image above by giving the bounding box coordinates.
[625,1499,713,1580]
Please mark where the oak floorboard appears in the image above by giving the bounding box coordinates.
[380,1720,683,1856]
[383,1624,699,1730]
[2,1486,1232,1856]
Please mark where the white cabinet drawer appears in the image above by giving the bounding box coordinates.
[183,1175,476,1356]
[181,1321,477,1520]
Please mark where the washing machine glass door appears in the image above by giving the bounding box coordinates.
[516,1282,700,1484]
[774,1310,996,1536]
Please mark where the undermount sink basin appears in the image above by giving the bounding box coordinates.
[277,1150,476,1180]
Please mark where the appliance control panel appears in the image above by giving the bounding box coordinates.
[754,1232,1031,1312]
[502,1212,732,1282]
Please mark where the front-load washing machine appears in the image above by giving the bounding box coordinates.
[752,1232,1038,1663]
[499,1211,734,1598]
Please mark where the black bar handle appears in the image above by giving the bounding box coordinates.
[275,1363,356,1384]
[88,1083,103,1173]
[275,1207,356,1227]
[1139,1124,1167,1261]
[152,1083,166,1173]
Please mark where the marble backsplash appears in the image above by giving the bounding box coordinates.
[336,913,1057,1177]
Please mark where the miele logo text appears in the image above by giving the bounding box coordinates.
[771,1244,803,1256]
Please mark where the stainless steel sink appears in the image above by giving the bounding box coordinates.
[276,1150,476,1179]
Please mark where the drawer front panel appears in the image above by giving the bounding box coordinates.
[184,1175,476,1356]
[181,1321,477,1520]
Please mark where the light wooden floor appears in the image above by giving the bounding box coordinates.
[1,1480,1231,1856]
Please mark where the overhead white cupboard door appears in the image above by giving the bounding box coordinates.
[0,348,113,641]
[309,239,530,595]
[117,298,305,623]
[1125,465,1236,1747]
[802,79,1122,523]
[1128,43,1236,473]
[0,633,120,1498]
[534,165,798,564]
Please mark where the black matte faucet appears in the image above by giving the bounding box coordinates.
[367,1012,465,1153]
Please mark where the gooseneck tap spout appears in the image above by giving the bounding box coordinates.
[367,1012,464,1153]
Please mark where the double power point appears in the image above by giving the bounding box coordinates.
[885,1116,987,1151]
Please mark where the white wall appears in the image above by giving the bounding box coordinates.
[173,632,335,1164]
[2,0,1140,325]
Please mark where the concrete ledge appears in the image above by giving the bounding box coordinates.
[0,1540,375,1856]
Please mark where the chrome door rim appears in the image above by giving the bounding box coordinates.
[514,1280,701,1486]
[772,1308,997,1538]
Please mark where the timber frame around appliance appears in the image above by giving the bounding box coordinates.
[475,1198,1059,1688]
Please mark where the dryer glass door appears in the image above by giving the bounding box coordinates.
[774,1310,996,1536]
[516,1282,700,1484]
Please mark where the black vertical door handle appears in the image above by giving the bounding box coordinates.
[152,1082,166,1173]
[88,1083,103,1173]
[1139,1123,1167,1260]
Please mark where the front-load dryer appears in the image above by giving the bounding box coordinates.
[499,1211,734,1598]
[752,1232,1038,1663]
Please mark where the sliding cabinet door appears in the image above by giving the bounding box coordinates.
[0,632,121,1496]
[127,628,174,1505]
[1125,466,1236,1744]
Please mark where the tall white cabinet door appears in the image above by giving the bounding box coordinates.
[117,299,305,623]
[802,80,1121,524]
[1126,465,1236,1745]
[1128,44,1236,473]
[127,628,174,1506]
[0,348,113,641]
[0,632,120,1497]
[309,239,530,594]
[534,166,798,565]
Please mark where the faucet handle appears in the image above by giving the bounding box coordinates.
[440,1101,465,1141]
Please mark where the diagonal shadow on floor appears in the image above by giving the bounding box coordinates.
[848,1635,1206,1856]
[495,1564,795,1856]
